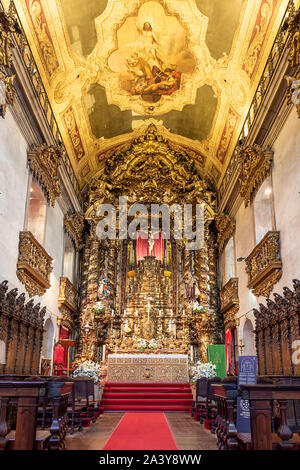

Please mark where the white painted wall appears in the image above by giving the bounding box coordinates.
[0,109,66,364]
[233,108,300,352]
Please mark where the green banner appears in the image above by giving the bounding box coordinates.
[207,344,226,378]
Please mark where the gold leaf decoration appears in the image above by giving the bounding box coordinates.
[27,144,64,207]
[16,231,53,298]
[238,144,273,207]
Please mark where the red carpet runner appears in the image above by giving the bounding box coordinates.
[100,383,193,412]
[103,413,178,450]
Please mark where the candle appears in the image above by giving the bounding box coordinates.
[103,344,106,359]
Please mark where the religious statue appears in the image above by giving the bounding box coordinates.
[124,21,181,100]
[97,269,111,300]
[148,232,155,256]
[185,272,200,301]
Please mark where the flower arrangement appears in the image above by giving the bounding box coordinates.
[91,304,104,315]
[190,361,216,383]
[73,360,101,384]
[148,338,159,350]
[192,302,206,314]
[137,338,147,351]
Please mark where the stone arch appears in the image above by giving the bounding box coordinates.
[0,340,6,365]
[42,317,55,359]
[243,318,256,356]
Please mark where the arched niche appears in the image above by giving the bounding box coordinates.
[243,318,256,357]
[0,340,6,365]
[42,317,55,359]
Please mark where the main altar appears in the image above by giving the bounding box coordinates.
[107,354,189,383]
[73,125,224,370]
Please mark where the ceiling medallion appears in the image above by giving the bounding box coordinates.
[88,0,210,115]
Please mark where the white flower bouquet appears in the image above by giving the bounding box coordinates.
[190,361,217,383]
[137,338,147,351]
[73,360,101,384]
[148,338,159,350]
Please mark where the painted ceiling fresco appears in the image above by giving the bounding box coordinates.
[14,0,288,189]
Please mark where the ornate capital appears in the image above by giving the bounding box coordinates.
[64,212,85,251]
[220,277,239,329]
[58,277,77,330]
[245,231,282,298]
[16,231,53,298]
[238,145,273,207]
[216,213,236,253]
[27,144,64,206]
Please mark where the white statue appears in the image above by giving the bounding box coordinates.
[148,232,155,256]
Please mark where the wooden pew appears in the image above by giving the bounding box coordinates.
[211,382,239,450]
[212,382,300,450]
[240,384,300,450]
[0,380,45,450]
[191,377,222,433]
[0,379,72,450]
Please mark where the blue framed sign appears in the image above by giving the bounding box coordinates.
[236,356,257,433]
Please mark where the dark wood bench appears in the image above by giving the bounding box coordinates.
[0,379,71,450]
[191,377,222,433]
[212,382,300,450]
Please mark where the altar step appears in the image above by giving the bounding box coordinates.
[100,383,193,412]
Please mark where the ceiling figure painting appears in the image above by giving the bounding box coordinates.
[107,2,196,105]
[15,0,287,188]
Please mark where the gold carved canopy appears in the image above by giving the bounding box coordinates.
[86,124,216,218]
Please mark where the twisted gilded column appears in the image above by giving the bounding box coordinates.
[195,245,210,306]
[107,240,117,312]
[206,223,224,343]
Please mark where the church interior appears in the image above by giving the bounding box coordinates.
[0,0,300,454]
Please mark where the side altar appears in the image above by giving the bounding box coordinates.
[107,354,189,383]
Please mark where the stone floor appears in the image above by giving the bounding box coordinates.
[66,413,218,450]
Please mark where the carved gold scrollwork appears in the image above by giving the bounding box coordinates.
[287,7,300,69]
[58,277,77,330]
[0,8,20,117]
[238,145,273,207]
[220,278,239,329]
[27,144,64,207]
[16,231,53,298]
[64,212,85,251]
[216,214,236,253]
[245,231,282,298]
[285,7,300,118]
[86,124,216,217]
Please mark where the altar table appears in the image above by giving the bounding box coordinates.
[107,354,189,383]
